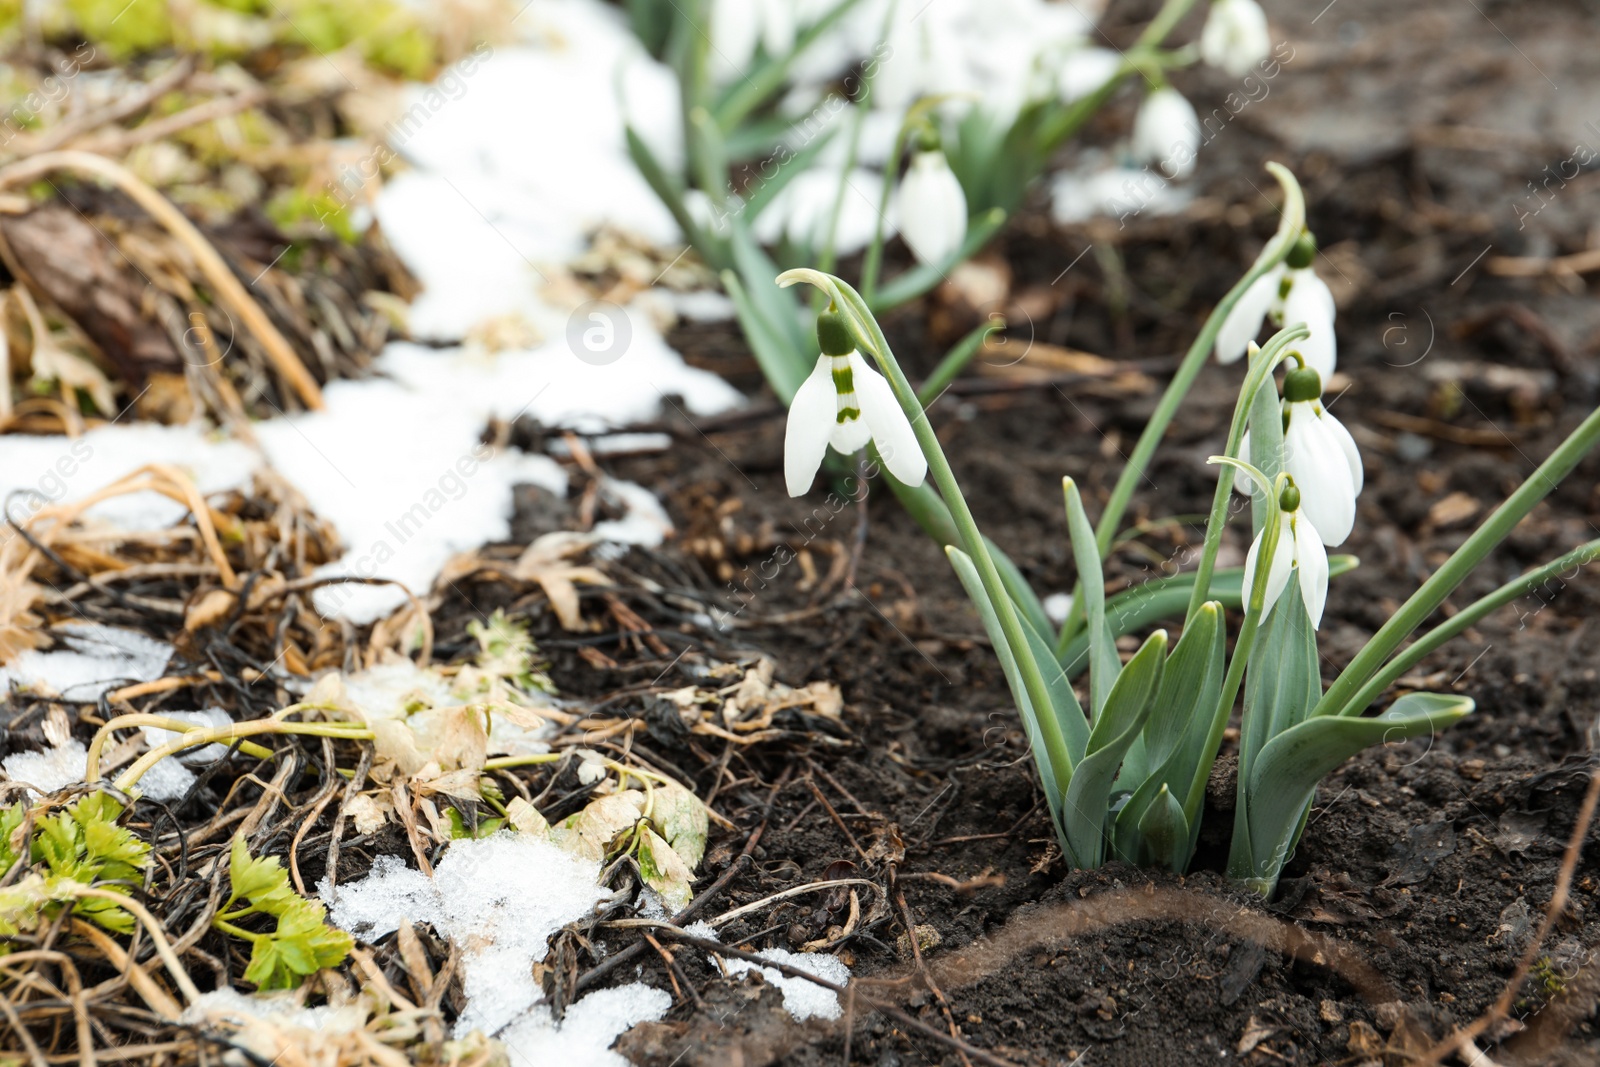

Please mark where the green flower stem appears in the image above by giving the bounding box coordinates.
[112,721,373,794]
[85,714,276,781]
[1319,402,1600,719]
[1333,536,1600,720]
[482,753,565,772]
[1181,324,1309,623]
[1055,163,1306,656]
[779,269,1075,797]
[861,95,955,303]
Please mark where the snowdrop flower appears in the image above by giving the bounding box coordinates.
[1058,48,1123,104]
[898,128,967,267]
[1215,233,1337,376]
[1242,482,1330,629]
[1238,363,1363,545]
[710,0,795,80]
[1200,0,1273,77]
[1280,364,1363,546]
[785,312,928,497]
[1132,87,1201,180]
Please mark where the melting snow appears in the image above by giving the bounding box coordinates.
[0,623,172,701]
[322,832,615,1038]
[1,739,87,795]
[724,946,852,1021]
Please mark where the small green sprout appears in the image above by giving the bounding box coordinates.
[216,836,353,990]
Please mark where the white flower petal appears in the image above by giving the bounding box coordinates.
[1232,430,1254,496]
[1242,525,1294,620]
[1323,408,1364,496]
[1132,88,1200,181]
[784,358,837,497]
[758,0,795,57]
[829,412,873,455]
[850,353,927,487]
[1283,269,1337,376]
[1293,515,1329,629]
[1284,402,1357,546]
[1200,0,1273,77]
[1058,47,1123,103]
[1214,267,1282,364]
[899,151,968,267]
[709,0,759,81]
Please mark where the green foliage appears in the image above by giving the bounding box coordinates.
[0,794,151,938]
[265,187,356,244]
[220,836,353,990]
[66,0,173,58]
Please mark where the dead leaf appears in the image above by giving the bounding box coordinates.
[185,588,237,632]
[506,796,551,837]
[1426,491,1480,528]
[513,532,613,631]
[637,826,694,912]
[648,781,708,870]
[550,791,645,863]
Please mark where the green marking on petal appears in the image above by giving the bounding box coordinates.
[836,407,861,424]
[832,365,855,394]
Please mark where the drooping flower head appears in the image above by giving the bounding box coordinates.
[785,311,928,497]
[1242,480,1330,629]
[898,124,968,267]
[1216,230,1337,376]
[1132,86,1201,181]
[1235,361,1363,547]
[1201,0,1272,77]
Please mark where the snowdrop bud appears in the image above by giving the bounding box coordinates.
[1200,0,1273,78]
[898,130,968,267]
[1132,87,1200,181]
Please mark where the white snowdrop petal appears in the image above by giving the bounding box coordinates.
[709,0,759,80]
[784,359,837,497]
[850,354,927,487]
[1294,516,1329,629]
[1243,527,1293,620]
[1285,405,1356,546]
[759,0,796,57]
[899,152,968,267]
[1232,431,1255,496]
[1201,0,1273,77]
[1058,48,1123,103]
[829,413,873,455]
[1133,88,1200,181]
[1323,409,1365,496]
[1283,271,1337,377]
[1215,268,1282,364]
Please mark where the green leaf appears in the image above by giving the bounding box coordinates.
[1061,631,1167,868]
[0,804,24,873]
[1111,603,1225,867]
[227,838,353,989]
[1237,692,1473,892]
[739,126,840,223]
[1239,583,1322,783]
[1064,479,1118,721]
[229,835,291,907]
[1061,556,1359,678]
[1135,785,1189,872]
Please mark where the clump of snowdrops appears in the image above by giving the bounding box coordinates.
[625,0,1284,566]
[777,163,1600,895]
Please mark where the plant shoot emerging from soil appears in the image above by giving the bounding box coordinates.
[776,163,1600,896]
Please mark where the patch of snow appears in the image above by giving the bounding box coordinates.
[0,424,256,533]
[500,983,671,1065]
[141,708,234,764]
[1,739,86,795]
[0,624,172,701]
[546,433,672,458]
[134,755,197,803]
[1043,593,1075,625]
[322,832,611,1039]
[725,947,852,1021]
[663,290,736,323]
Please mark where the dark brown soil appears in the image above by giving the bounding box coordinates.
[463,1,1600,1062]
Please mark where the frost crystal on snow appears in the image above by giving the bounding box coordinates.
[1,740,87,795]
[499,984,671,1065]
[725,947,853,1021]
[323,833,614,1038]
[0,623,172,701]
